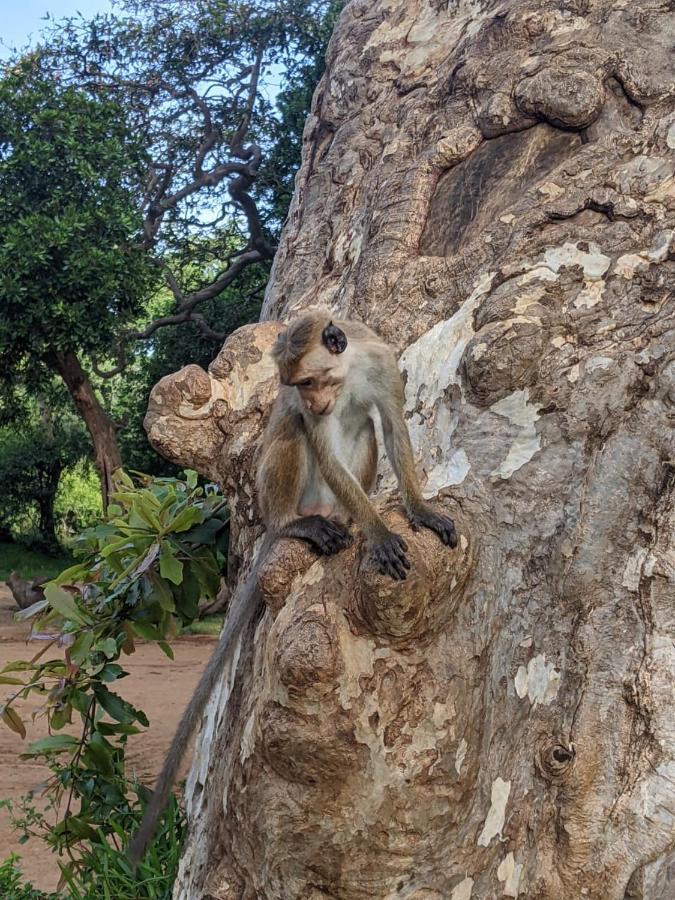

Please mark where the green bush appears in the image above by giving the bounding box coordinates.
[54,461,103,538]
[0,854,57,899]
[0,470,228,889]
[2,791,184,900]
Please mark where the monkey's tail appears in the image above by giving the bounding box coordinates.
[127,534,274,866]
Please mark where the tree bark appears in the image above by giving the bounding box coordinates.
[145,1,674,897]
[50,350,122,509]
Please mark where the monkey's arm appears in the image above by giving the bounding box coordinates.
[256,410,352,555]
[376,368,457,549]
[306,425,410,580]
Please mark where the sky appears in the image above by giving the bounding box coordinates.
[0,0,113,59]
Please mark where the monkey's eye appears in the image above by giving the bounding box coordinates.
[297,379,313,388]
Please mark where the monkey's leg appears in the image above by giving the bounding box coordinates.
[277,516,352,556]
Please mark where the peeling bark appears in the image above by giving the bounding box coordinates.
[145,1,674,897]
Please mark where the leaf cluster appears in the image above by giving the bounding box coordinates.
[0,396,91,547]
[0,57,157,391]
[0,854,57,899]
[0,470,228,885]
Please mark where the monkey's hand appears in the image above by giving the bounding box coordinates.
[281,515,353,556]
[369,532,411,581]
[407,504,457,548]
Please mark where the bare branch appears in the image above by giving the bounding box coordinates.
[230,45,264,158]
[129,248,265,342]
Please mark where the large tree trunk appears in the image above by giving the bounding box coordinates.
[50,350,122,509]
[145,0,674,897]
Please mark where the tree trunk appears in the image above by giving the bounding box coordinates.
[145,1,675,897]
[50,350,122,509]
[37,490,58,549]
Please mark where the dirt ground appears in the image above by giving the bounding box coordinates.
[0,584,217,893]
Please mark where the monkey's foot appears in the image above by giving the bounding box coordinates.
[280,516,353,556]
[368,532,411,581]
[407,505,458,548]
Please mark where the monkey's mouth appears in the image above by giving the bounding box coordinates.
[315,401,335,416]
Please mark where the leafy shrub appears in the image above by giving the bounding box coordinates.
[2,791,184,900]
[0,470,228,888]
[54,461,102,538]
[0,854,57,899]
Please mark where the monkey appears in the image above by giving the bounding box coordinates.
[128,309,456,864]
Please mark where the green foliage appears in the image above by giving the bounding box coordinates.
[54,462,103,538]
[2,793,184,899]
[0,854,57,899]
[0,470,227,886]
[0,409,89,548]
[0,57,156,394]
[60,793,185,899]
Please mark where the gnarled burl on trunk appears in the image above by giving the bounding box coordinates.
[144,0,674,897]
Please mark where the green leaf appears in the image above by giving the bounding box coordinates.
[95,721,140,736]
[69,631,94,666]
[99,535,136,558]
[44,584,90,626]
[51,704,73,730]
[167,506,203,533]
[112,470,134,490]
[27,734,79,754]
[54,563,89,585]
[180,564,201,617]
[0,675,25,685]
[182,518,226,545]
[82,733,114,776]
[99,663,124,683]
[1,660,32,673]
[97,637,118,659]
[93,684,138,724]
[14,598,49,621]
[151,575,175,612]
[53,815,97,840]
[1,706,27,738]
[158,641,174,660]
[130,621,162,641]
[70,690,90,715]
[159,543,183,584]
[184,469,198,489]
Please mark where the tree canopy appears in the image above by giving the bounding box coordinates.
[0,57,155,389]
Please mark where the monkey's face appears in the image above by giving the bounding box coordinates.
[294,373,345,416]
[288,346,349,416]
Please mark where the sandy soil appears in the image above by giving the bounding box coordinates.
[0,584,216,893]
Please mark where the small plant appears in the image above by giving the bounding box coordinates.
[0,469,227,889]
[0,854,57,899]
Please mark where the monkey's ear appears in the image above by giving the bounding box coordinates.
[322,321,348,354]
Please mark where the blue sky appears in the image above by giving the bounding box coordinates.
[0,0,113,58]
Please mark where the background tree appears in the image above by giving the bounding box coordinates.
[0,0,341,520]
[144,0,675,896]
[0,57,155,505]
[0,404,89,550]
[48,0,338,354]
